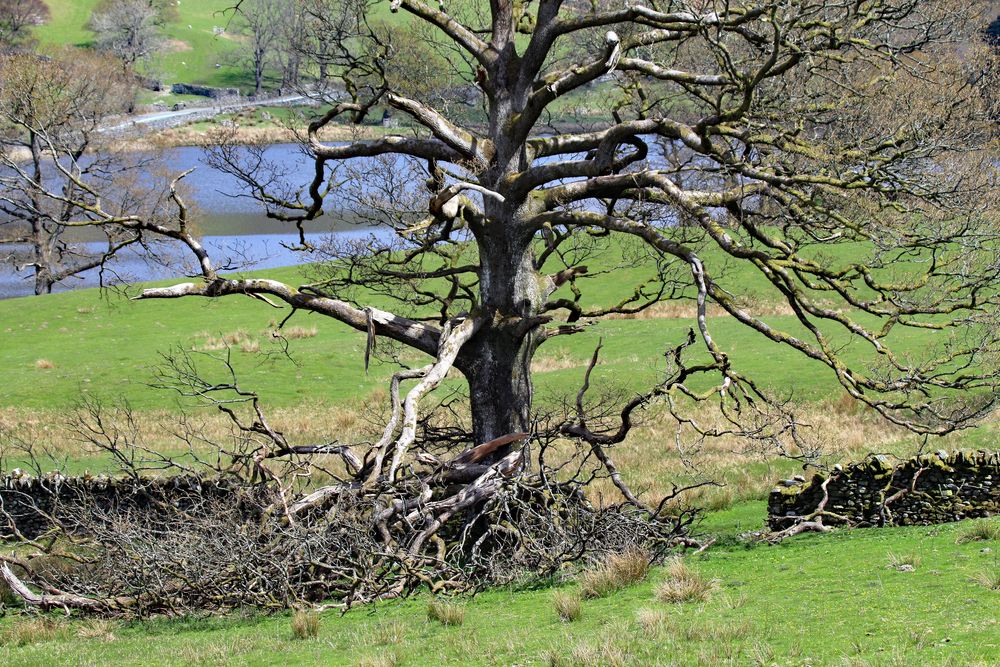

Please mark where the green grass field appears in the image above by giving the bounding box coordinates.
[2,242,999,664]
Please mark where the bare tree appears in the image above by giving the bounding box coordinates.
[233,0,287,96]
[3,0,1000,612]
[0,51,145,295]
[89,0,164,74]
[193,0,1000,447]
[0,0,49,54]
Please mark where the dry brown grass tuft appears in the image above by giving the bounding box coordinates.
[0,617,66,647]
[655,557,718,603]
[956,518,1000,544]
[352,619,407,648]
[291,609,321,639]
[552,590,583,622]
[603,297,808,320]
[355,654,400,667]
[276,325,319,340]
[887,552,921,571]
[578,548,650,599]
[0,398,379,465]
[582,398,919,511]
[75,618,117,642]
[34,359,55,369]
[191,329,261,352]
[634,607,673,638]
[427,599,465,626]
[532,348,585,373]
[971,567,1000,591]
[370,619,407,646]
[545,632,632,667]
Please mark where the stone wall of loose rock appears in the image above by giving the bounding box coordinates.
[768,450,1000,530]
[170,83,241,99]
[0,472,250,539]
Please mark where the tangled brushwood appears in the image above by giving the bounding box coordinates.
[0,380,698,616]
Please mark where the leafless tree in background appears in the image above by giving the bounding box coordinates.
[233,0,288,96]
[0,51,148,295]
[89,0,164,74]
[0,0,49,54]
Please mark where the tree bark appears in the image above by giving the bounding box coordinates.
[28,130,53,296]
[462,227,543,448]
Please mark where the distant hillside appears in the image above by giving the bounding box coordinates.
[34,0,253,94]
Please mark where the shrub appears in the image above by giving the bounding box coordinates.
[291,609,320,639]
[578,548,650,599]
[956,519,1000,544]
[655,558,718,603]
[552,590,582,622]
[427,599,465,626]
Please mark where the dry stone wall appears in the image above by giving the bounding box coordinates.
[768,450,1000,530]
[0,472,250,539]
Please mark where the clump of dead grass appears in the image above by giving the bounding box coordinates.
[531,348,584,373]
[552,590,582,622]
[956,519,1000,544]
[274,325,318,340]
[75,618,117,642]
[887,552,921,571]
[655,557,718,603]
[427,599,465,626]
[354,653,400,667]
[971,566,1000,591]
[291,609,321,639]
[0,617,67,647]
[578,548,650,599]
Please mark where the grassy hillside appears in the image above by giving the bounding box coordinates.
[2,258,999,664]
[36,0,251,91]
[0,234,960,412]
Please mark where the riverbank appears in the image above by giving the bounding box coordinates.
[145,121,403,149]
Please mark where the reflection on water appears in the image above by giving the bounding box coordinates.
[0,230,392,299]
[1,140,687,299]
[0,144,397,299]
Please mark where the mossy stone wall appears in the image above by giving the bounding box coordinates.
[768,450,999,530]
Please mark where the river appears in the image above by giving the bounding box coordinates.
[0,144,403,299]
[1,139,692,299]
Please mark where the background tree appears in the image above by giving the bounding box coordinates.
[0,50,145,295]
[0,0,49,54]
[89,0,164,75]
[233,0,287,96]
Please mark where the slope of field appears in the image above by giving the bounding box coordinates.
[35,0,251,91]
[2,261,999,664]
